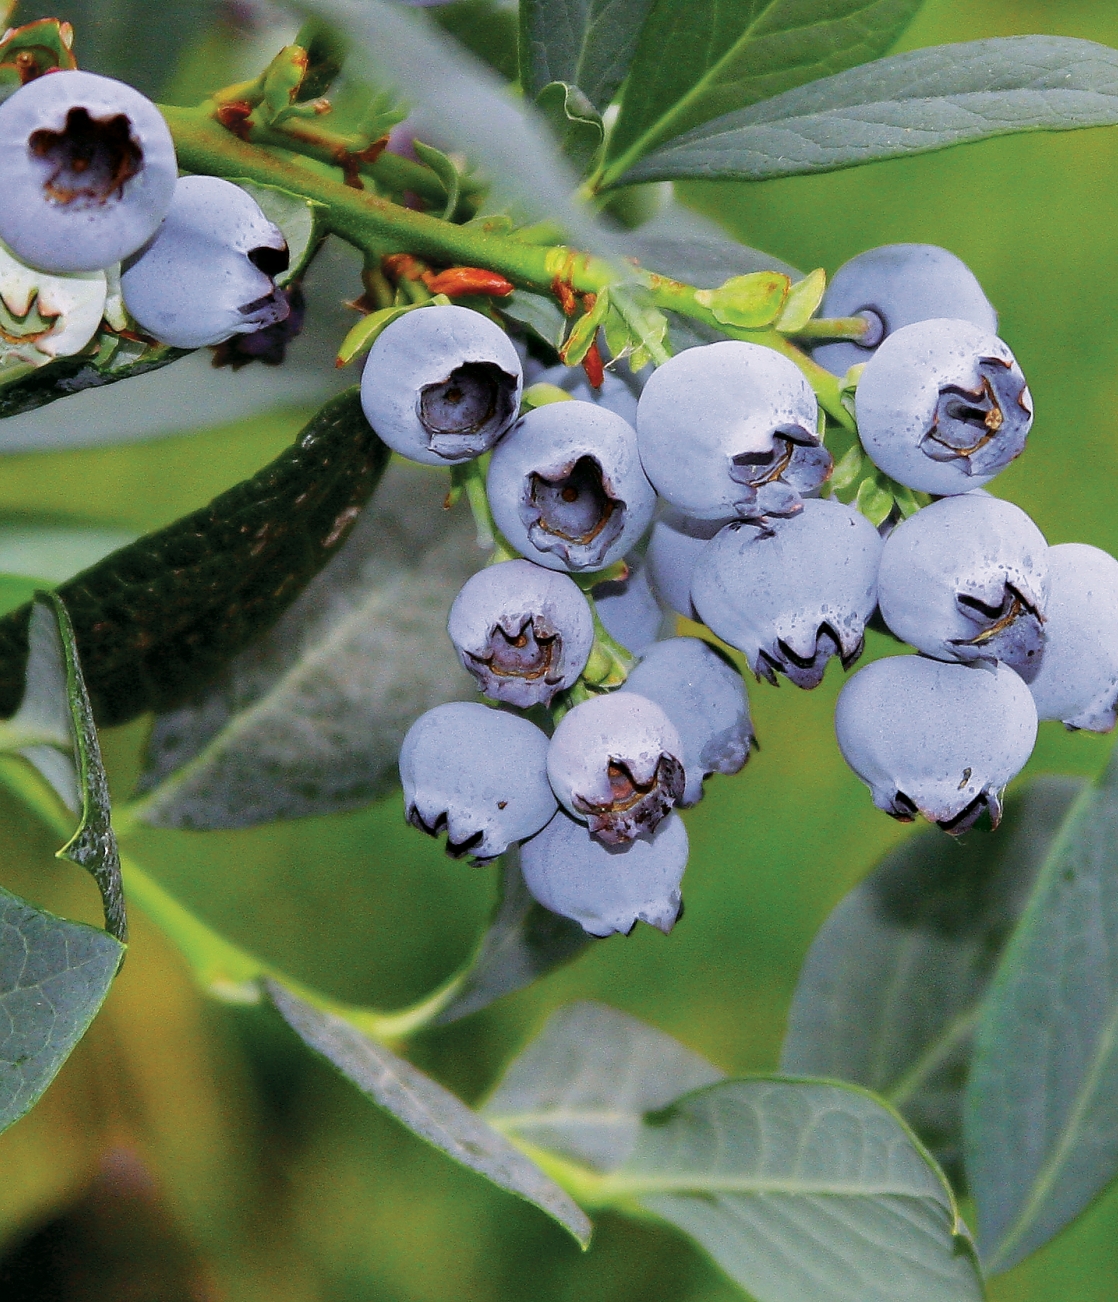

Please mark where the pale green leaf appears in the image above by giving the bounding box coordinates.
[519,0,657,109]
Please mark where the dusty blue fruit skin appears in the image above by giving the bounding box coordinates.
[812,244,997,377]
[399,702,557,862]
[447,559,594,708]
[546,690,684,844]
[621,637,753,806]
[877,493,1049,675]
[835,655,1038,835]
[121,176,289,348]
[487,400,655,573]
[0,69,177,274]
[1027,543,1118,732]
[691,498,883,689]
[360,304,522,467]
[636,340,828,522]
[592,555,668,657]
[519,807,688,937]
[646,508,730,619]
[855,317,1033,495]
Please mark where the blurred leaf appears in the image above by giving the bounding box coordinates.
[0,344,187,425]
[232,182,325,286]
[501,289,568,350]
[432,0,520,83]
[483,1001,723,1171]
[267,979,593,1246]
[536,82,604,176]
[782,777,1083,1186]
[519,0,656,110]
[625,1079,984,1302]
[0,576,40,619]
[131,460,481,830]
[965,744,1118,1274]
[0,524,136,583]
[0,391,389,727]
[412,141,463,220]
[434,850,591,1026]
[603,0,925,183]
[0,885,123,1134]
[623,35,1118,184]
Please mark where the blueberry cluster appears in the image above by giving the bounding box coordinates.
[0,70,290,353]
[379,246,1118,938]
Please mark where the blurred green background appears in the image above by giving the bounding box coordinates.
[3,0,1118,1298]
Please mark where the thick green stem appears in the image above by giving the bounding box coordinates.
[787,315,872,344]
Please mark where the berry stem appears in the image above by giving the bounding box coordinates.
[786,315,873,343]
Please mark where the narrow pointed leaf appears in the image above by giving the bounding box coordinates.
[0,885,124,1133]
[519,0,656,110]
[623,36,1118,184]
[268,979,592,1246]
[965,744,1118,1273]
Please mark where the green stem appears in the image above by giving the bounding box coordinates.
[786,315,872,344]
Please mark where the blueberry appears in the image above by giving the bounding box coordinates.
[645,508,729,619]
[488,400,655,573]
[447,559,595,708]
[0,70,176,274]
[535,361,642,425]
[855,318,1032,494]
[361,303,522,466]
[592,555,669,657]
[121,176,290,348]
[636,341,829,522]
[835,656,1037,834]
[520,807,687,937]
[878,494,1049,674]
[1027,543,1118,731]
[399,702,557,861]
[812,244,997,377]
[691,498,883,688]
[546,691,684,843]
[621,637,753,805]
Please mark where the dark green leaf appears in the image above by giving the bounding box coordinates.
[432,0,520,83]
[131,460,481,830]
[536,82,605,176]
[0,390,389,727]
[519,0,657,110]
[965,744,1118,1274]
[501,290,568,351]
[483,1000,723,1171]
[603,0,925,183]
[0,884,124,1134]
[782,778,1083,1187]
[434,851,591,1026]
[267,979,592,1246]
[0,345,187,424]
[623,35,1118,184]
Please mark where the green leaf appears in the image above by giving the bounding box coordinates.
[336,303,415,367]
[432,0,520,83]
[829,442,864,492]
[0,343,187,424]
[519,0,657,110]
[483,1001,723,1171]
[776,268,827,332]
[0,884,124,1134]
[603,0,925,183]
[412,141,463,221]
[694,271,790,329]
[130,461,482,830]
[965,743,1118,1273]
[623,35,1118,184]
[782,778,1083,1186]
[560,289,611,365]
[267,979,592,1247]
[501,289,568,350]
[0,576,39,619]
[433,852,591,1026]
[0,390,389,727]
[231,181,324,285]
[536,81,605,177]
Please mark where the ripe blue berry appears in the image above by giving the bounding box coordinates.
[1027,543,1118,732]
[487,400,655,573]
[399,702,557,861]
[812,244,997,377]
[0,70,176,274]
[520,807,687,937]
[447,559,594,708]
[877,494,1049,674]
[121,176,290,348]
[621,637,753,806]
[636,341,828,522]
[835,656,1037,833]
[645,508,728,619]
[546,691,684,843]
[361,304,522,466]
[691,499,883,688]
[593,556,669,658]
[855,318,1033,494]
